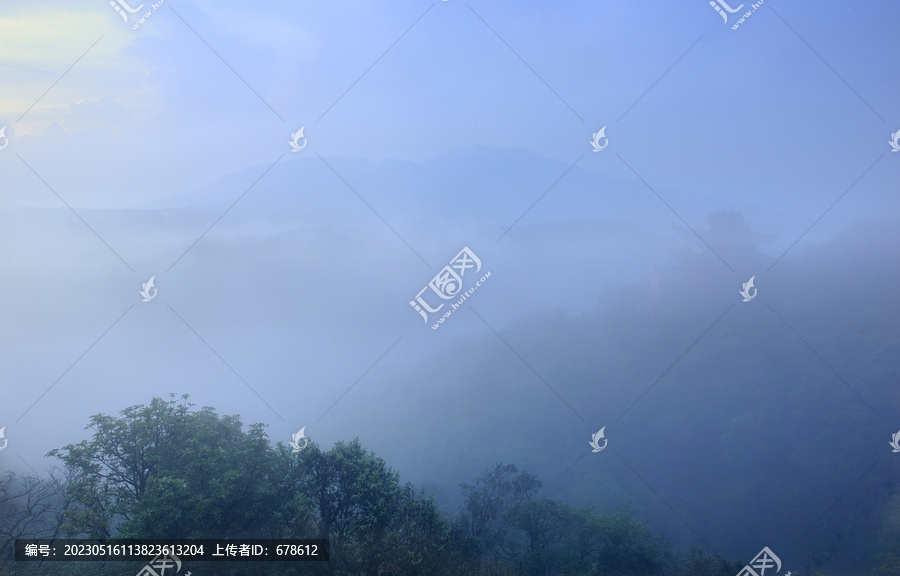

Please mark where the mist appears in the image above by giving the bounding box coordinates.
[2,1,899,575]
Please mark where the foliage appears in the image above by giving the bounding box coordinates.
[48,394,277,539]
[457,463,542,561]
[0,395,771,575]
[671,548,744,576]
[456,464,667,576]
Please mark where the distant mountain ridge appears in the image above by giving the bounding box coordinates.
[141,146,768,230]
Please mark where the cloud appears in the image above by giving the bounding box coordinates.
[0,2,161,134]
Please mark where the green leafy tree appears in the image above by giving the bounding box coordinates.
[48,396,462,575]
[509,498,581,575]
[457,463,542,562]
[43,396,696,576]
[456,464,672,576]
[49,395,280,539]
[292,438,457,575]
[586,504,667,576]
[672,547,743,576]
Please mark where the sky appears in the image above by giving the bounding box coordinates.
[1,0,899,566]
[1,0,897,208]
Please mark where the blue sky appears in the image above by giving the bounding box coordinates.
[2,0,897,212]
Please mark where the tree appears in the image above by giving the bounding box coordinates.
[0,470,67,563]
[672,548,744,576]
[43,395,688,576]
[509,498,581,575]
[48,397,462,575]
[457,463,542,562]
[49,394,280,539]
[455,464,673,575]
[291,438,457,575]
[586,504,667,576]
